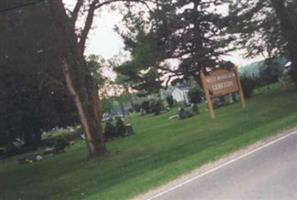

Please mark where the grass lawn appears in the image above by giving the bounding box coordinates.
[1,86,297,200]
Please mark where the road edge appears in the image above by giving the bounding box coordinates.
[133,126,297,200]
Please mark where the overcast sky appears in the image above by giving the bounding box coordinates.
[63,0,264,67]
[83,10,125,59]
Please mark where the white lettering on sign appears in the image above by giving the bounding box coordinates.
[204,69,239,96]
[206,72,236,83]
[211,81,234,91]
[200,67,246,119]
[217,73,235,81]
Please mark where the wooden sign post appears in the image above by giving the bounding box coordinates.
[200,67,245,119]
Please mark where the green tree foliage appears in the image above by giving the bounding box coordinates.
[86,55,107,89]
[270,0,297,85]
[228,0,284,58]
[115,28,162,95]
[162,0,232,78]
[0,1,78,147]
[116,0,232,91]
[229,0,297,84]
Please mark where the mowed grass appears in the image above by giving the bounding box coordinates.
[1,87,297,200]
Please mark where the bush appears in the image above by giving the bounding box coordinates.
[151,100,162,115]
[258,59,282,86]
[240,76,257,98]
[166,95,174,107]
[188,87,203,104]
[104,121,116,140]
[115,117,126,137]
[53,136,69,153]
[141,101,151,114]
[3,145,22,157]
[132,103,141,113]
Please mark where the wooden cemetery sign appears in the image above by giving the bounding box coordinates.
[200,67,246,119]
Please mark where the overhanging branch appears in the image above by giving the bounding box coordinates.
[71,0,84,25]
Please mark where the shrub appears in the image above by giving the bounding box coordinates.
[188,87,203,104]
[104,121,116,140]
[128,108,133,114]
[166,95,174,107]
[115,117,126,137]
[3,145,22,157]
[240,76,257,98]
[141,100,151,114]
[258,58,284,86]
[132,103,141,113]
[53,136,69,153]
[151,100,162,115]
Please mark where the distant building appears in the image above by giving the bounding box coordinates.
[172,86,189,104]
[160,83,190,104]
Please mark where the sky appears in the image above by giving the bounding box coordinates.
[63,0,264,67]
[63,0,125,59]
[84,10,125,59]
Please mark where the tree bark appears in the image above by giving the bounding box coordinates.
[78,0,99,51]
[270,0,297,85]
[49,0,106,159]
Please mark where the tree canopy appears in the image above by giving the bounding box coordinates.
[229,0,297,84]
[0,1,78,147]
[116,0,234,93]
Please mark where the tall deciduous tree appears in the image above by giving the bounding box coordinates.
[48,0,151,158]
[48,0,106,158]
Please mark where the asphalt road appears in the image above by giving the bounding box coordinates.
[149,131,297,200]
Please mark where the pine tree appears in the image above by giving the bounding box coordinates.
[167,0,232,78]
[228,0,285,58]
[117,0,232,88]
[229,0,297,84]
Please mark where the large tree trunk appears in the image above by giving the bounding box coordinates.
[270,0,297,85]
[49,0,106,159]
[62,60,106,158]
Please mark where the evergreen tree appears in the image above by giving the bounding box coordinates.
[228,0,284,58]
[166,0,232,78]
[115,26,163,95]
[0,0,78,147]
[270,0,297,85]
[229,0,297,84]
[117,0,232,88]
